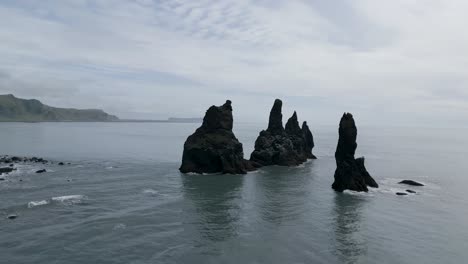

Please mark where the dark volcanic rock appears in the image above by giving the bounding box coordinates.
[179,100,253,174]
[406,189,416,194]
[396,192,408,196]
[58,162,64,166]
[332,113,378,192]
[399,180,424,186]
[302,121,317,159]
[267,99,284,134]
[250,100,316,167]
[7,214,18,220]
[0,167,15,175]
[36,169,47,174]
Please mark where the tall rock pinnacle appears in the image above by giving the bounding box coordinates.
[332,113,378,192]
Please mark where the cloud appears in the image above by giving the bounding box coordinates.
[0,0,467,124]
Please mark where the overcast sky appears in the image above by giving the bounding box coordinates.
[0,0,467,125]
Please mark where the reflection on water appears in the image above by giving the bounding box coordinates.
[181,174,244,243]
[333,194,368,264]
[255,165,312,225]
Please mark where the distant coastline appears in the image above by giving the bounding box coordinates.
[0,94,201,123]
[115,118,202,123]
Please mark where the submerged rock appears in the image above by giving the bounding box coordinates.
[7,214,17,220]
[179,100,253,174]
[406,189,416,194]
[399,180,424,186]
[250,99,316,167]
[36,169,47,174]
[332,113,378,192]
[396,192,408,196]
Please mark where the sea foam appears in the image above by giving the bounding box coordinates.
[51,195,87,205]
[27,200,49,208]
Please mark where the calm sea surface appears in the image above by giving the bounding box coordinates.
[0,122,467,264]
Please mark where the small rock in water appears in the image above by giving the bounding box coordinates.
[396,192,408,196]
[0,178,5,181]
[7,214,18,220]
[58,162,64,166]
[399,180,424,186]
[406,189,416,194]
[0,167,15,175]
[36,169,47,174]
[9,164,14,167]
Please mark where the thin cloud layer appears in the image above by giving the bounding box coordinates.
[0,0,467,125]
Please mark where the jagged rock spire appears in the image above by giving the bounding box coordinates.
[285,111,302,136]
[267,99,284,134]
[302,121,316,159]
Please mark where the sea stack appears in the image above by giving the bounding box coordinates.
[179,100,253,174]
[332,113,378,192]
[250,99,316,167]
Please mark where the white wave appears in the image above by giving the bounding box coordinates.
[143,189,159,195]
[113,223,127,230]
[51,195,87,205]
[342,190,375,197]
[28,200,49,208]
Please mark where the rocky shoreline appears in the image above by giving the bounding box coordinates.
[0,155,70,180]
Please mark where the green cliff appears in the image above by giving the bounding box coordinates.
[0,94,119,122]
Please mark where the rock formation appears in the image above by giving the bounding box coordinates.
[302,121,317,159]
[250,99,316,167]
[179,100,253,174]
[332,113,378,192]
[398,180,424,186]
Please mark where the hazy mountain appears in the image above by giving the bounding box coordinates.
[0,94,119,122]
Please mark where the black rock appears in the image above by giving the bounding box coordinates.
[58,162,64,166]
[406,189,416,194]
[7,214,17,220]
[0,178,5,181]
[250,100,316,167]
[179,100,254,174]
[396,192,408,196]
[267,99,284,134]
[9,164,14,167]
[302,121,317,159]
[399,180,424,186]
[0,167,15,175]
[332,113,378,192]
[36,169,47,174]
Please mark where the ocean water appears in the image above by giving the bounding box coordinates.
[0,122,467,264]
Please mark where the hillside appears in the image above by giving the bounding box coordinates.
[0,94,119,122]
